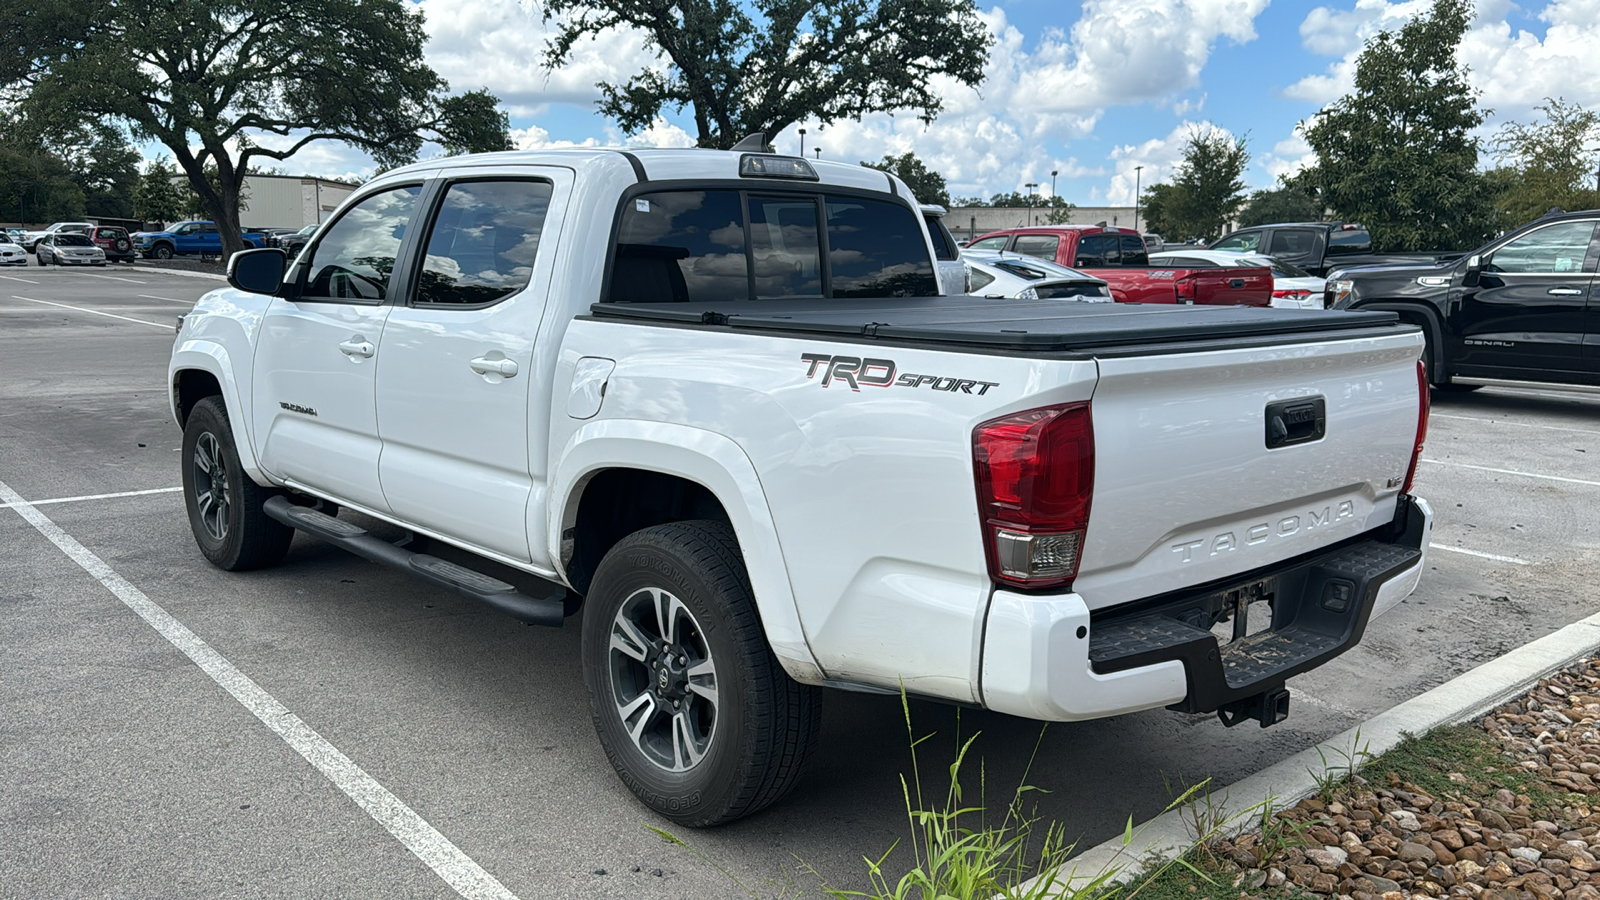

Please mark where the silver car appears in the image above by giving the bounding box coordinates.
[36,233,107,266]
[0,233,27,266]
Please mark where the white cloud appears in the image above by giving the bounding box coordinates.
[1259,132,1316,181]
[1102,121,1237,205]
[1288,0,1600,125]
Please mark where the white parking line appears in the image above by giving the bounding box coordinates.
[138,294,192,304]
[1420,458,1600,488]
[0,486,183,510]
[1428,543,1530,565]
[0,475,521,900]
[75,272,147,284]
[1433,413,1600,438]
[10,295,171,329]
[0,273,40,283]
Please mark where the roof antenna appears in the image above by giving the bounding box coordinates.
[730,133,768,152]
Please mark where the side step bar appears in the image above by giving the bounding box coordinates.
[263,496,565,627]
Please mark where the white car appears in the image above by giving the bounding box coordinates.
[1150,249,1326,309]
[36,233,107,266]
[962,249,1111,300]
[0,233,27,266]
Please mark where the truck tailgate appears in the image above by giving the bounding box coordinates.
[1188,265,1273,306]
[1072,328,1425,610]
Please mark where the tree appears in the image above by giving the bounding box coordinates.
[53,124,141,220]
[1238,184,1323,227]
[1294,0,1491,251]
[1045,204,1077,225]
[1487,97,1600,229]
[985,191,1050,208]
[134,160,185,226]
[862,152,950,206]
[543,0,992,150]
[1138,129,1249,242]
[0,135,84,223]
[13,0,512,255]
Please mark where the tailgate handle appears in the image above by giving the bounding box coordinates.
[1230,278,1246,289]
[1265,397,1326,449]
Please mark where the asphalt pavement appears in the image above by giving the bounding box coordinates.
[2,267,1597,899]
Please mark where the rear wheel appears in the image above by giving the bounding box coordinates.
[581,520,820,826]
[181,397,294,570]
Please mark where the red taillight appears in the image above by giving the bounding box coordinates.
[973,403,1094,590]
[1175,276,1197,303]
[1401,360,1429,494]
[1272,289,1311,299]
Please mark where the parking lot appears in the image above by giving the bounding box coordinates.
[3,266,1598,899]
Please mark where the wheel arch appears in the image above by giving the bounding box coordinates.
[1353,300,1446,381]
[169,344,269,484]
[551,421,823,684]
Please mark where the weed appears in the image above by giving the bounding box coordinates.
[1307,726,1372,800]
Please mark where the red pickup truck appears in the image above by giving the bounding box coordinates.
[968,225,1272,306]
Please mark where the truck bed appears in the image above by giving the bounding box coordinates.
[590,296,1402,353]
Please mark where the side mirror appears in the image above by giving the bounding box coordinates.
[228,248,288,295]
[1463,254,1482,287]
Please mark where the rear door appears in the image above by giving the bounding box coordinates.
[374,168,571,563]
[1453,218,1597,376]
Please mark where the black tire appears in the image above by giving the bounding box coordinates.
[152,243,174,260]
[582,520,820,826]
[181,397,294,571]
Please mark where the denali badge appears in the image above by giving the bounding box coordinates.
[801,352,1000,395]
[1170,501,1356,563]
[279,401,318,417]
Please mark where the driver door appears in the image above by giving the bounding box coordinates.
[1453,218,1598,376]
[251,181,427,512]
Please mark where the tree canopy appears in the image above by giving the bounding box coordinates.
[1238,184,1323,228]
[11,0,512,254]
[862,152,950,206]
[1486,97,1600,230]
[543,0,992,149]
[1140,129,1249,242]
[1293,0,1491,252]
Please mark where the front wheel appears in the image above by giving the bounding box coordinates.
[581,520,821,826]
[152,244,174,260]
[181,397,294,570]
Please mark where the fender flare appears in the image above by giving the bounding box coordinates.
[550,419,824,685]
[1352,301,1446,376]
[169,341,270,485]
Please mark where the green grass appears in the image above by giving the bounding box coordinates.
[1108,854,1300,900]
[1356,724,1581,821]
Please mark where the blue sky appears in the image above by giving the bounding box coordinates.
[237,0,1600,207]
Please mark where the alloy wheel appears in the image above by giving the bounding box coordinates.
[191,432,231,541]
[607,587,719,772]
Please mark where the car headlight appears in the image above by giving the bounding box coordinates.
[1016,286,1038,300]
[1328,279,1354,308]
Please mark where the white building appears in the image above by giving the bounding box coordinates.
[945,206,1142,242]
[238,174,357,229]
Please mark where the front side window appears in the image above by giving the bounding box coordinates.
[825,196,936,297]
[1012,235,1060,261]
[1488,221,1597,274]
[1211,231,1261,253]
[968,236,1010,251]
[302,185,421,302]
[414,180,553,306]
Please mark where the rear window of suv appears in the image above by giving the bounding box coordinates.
[608,189,935,303]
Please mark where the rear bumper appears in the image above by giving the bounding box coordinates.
[980,495,1432,721]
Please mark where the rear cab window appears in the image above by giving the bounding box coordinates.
[608,188,935,302]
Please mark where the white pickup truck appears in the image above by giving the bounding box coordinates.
[169,143,1433,826]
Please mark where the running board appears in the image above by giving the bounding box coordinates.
[263,496,565,627]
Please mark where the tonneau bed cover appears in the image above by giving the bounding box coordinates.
[590,296,1401,353]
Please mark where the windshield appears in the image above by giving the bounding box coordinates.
[1242,255,1313,278]
[0,234,11,244]
[56,234,94,246]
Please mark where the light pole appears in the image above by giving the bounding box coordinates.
[813,147,821,159]
[1050,169,1058,209]
[798,128,806,157]
[1025,182,1038,224]
[1133,165,1144,232]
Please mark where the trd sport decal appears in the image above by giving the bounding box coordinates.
[800,352,1000,395]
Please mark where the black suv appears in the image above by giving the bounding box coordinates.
[1212,222,1461,277]
[1329,209,1600,390]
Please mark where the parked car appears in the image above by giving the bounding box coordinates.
[22,222,92,252]
[255,227,300,248]
[277,223,317,259]
[133,221,267,259]
[1329,209,1600,389]
[1142,233,1165,253]
[86,225,136,263]
[36,232,107,266]
[1212,222,1464,277]
[920,204,967,295]
[171,144,1432,826]
[962,250,1111,300]
[968,225,1273,305]
[0,233,28,266]
[1150,250,1326,309]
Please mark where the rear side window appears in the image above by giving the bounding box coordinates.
[1012,235,1060,261]
[1268,229,1317,256]
[969,267,996,291]
[825,196,936,297]
[1327,228,1372,255]
[1118,235,1148,265]
[414,179,553,307]
[924,214,957,261]
[1075,234,1118,267]
[613,190,748,303]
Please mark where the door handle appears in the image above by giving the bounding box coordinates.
[338,339,375,358]
[470,356,518,378]
[1548,288,1585,296]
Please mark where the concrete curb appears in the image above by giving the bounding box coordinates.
[131,264,227,282]
[1030,610,1600,893]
